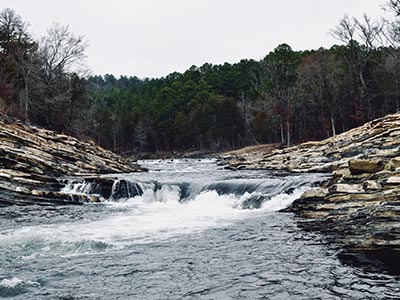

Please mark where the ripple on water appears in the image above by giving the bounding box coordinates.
[1,159,400,299]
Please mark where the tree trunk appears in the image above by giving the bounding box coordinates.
[22,68,30,122]
[396,79,399,113]
[98,123,102,146]
[113,128,117,152]
[331,115,336,136]
[280,123,284,145]
[286,120,290,148]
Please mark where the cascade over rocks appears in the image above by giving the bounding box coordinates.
[220,113,400,265]
[0,116,145,205]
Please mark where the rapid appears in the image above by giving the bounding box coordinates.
[0,159,399,299]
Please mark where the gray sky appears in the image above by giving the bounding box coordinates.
[2,0,387,78]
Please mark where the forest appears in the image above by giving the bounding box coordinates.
[1,1,400,154]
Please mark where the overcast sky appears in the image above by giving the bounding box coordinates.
[2,0,387,78]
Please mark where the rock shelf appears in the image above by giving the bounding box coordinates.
[221,113,400,260]
[0,116,144,205]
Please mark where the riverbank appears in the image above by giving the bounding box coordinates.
[0,116,144,205]
[219,113,400,268]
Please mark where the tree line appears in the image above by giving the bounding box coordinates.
[0,8,89,136]
[1,1,400,154]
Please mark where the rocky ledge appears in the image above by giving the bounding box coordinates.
[220,113,400,272]
[0,116,145,206]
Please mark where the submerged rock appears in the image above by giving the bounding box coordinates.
[111,179,143,200]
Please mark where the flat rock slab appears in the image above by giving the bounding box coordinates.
[349,159,384,175]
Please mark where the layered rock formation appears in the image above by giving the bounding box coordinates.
[0,116,144,206]
[221,114,400,173]
[220,113,400,269]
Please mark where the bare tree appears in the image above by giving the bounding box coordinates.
[14,44,40,122]
[331,15,357,44]
[39,23,88,82]
[0,8,37,121]
[380,1,400,111]
[256,57,298,147]
[30,23,90,132]
[356,15,383,50]
[298,50,345,137]
[387,0,400,16]
[331,15,383,121]
[331,14,382,57]
[0,8,30,54]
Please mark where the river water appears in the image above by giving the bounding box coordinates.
[0,159,399,299]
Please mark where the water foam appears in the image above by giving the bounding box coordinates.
[0,184,309,255]
[261,186,311,211]
[61,180,94,194]
[0,276,40,298]
[0,277,23,288]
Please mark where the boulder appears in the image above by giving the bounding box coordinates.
[349,159,384,175]
[386,157,400,171]
[385,176,400,184]
[329,183,365,194]
[363,180,382,191]
[332,168,351,179]
[301,188,329,199]
[110,179,143,200]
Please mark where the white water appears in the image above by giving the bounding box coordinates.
[261,186,311,211]
[0,277,40,289]
[0,159,325,256]
[0,278,23,288]
[0,185,308,253]
[3,159,399,300]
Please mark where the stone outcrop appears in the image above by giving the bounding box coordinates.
[0,116,145,205]
[221,113,400,267]
[220,114,400,173]
[291,160,400,250]
[349,159,384,175]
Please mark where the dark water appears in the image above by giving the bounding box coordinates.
[0,159,399,299]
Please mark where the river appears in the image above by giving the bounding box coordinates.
[0,159,399,299]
